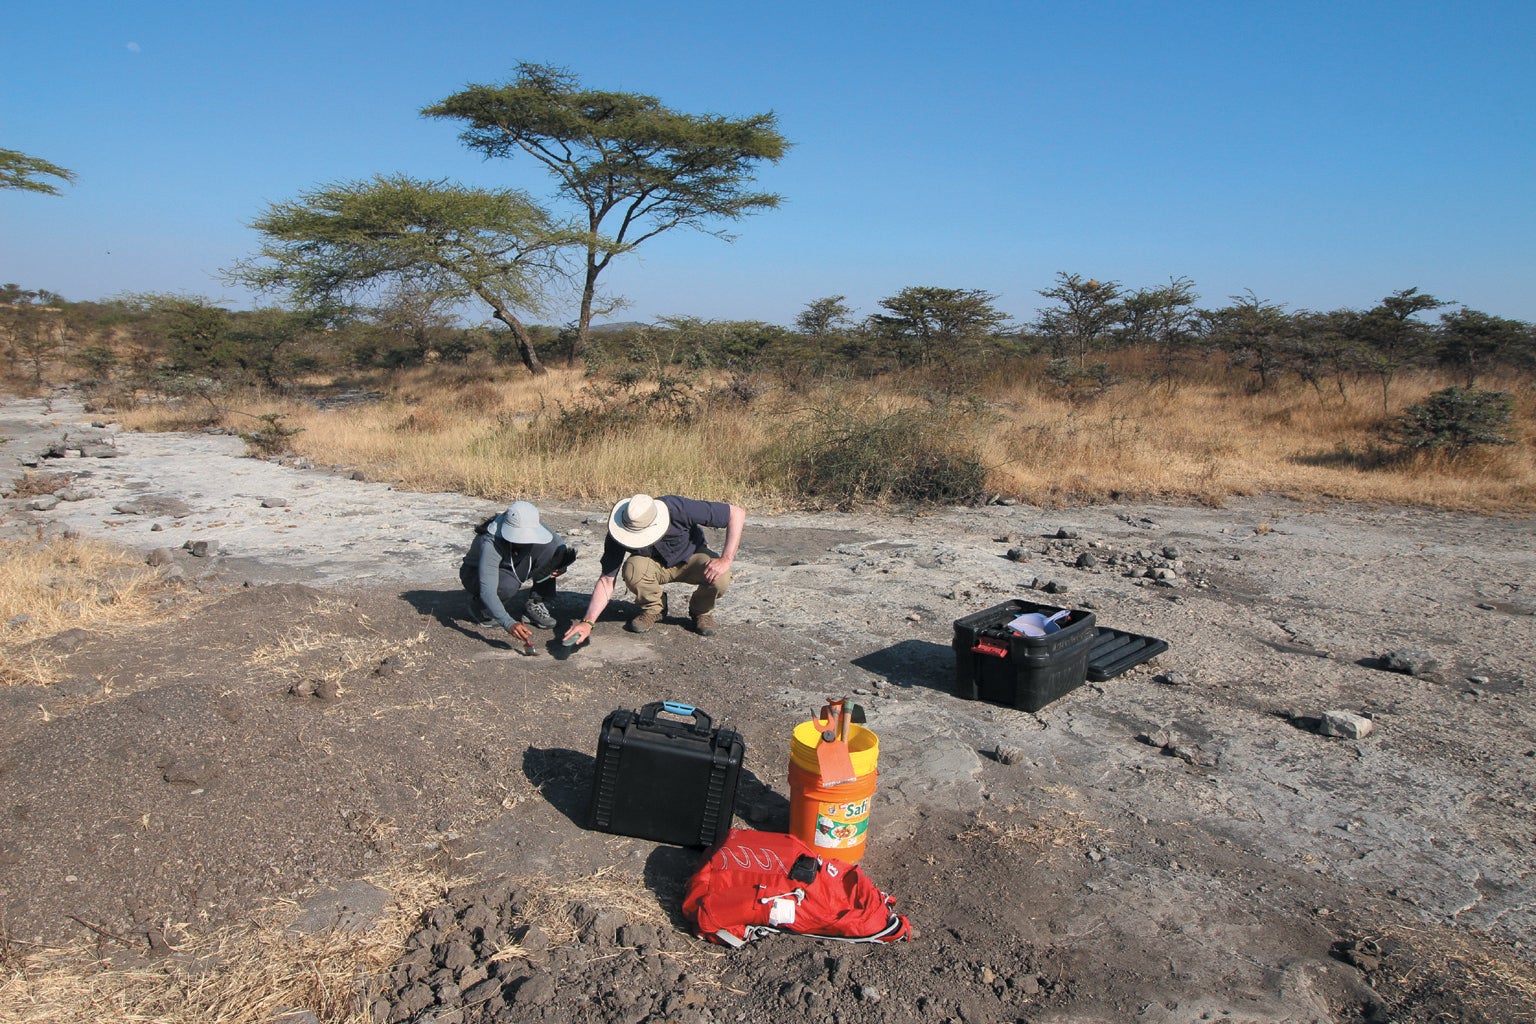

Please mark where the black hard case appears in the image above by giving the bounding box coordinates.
[953,600,1098,712]
[589,701,744,847]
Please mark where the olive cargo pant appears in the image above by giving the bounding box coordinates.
[621,551,729,619]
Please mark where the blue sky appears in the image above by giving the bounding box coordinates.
[4,1,1534,327]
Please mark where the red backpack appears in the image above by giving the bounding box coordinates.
[682,828,911,947]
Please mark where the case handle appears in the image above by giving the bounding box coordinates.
[638,700,713,734]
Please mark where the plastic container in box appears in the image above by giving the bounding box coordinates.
[952,600,1097,712]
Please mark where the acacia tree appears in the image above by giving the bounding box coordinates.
[1355,287,1446,412]
[0,148,76,195]
[1119,276,1200,389]
[867,286,1009,367]
[795,296,854,350]
[1205,292,1294,392]
[1033,272,1122,367]
[423,63,788,351]
[1436,307,1531,386]
[227,175,570,374]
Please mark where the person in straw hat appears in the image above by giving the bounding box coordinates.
[459,500,575,645]
[562,493,745,642]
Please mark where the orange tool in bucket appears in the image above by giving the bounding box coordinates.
[789,715,880,863]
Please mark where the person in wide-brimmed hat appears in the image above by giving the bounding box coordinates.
[459,501,576,645]
[562,493,745,643]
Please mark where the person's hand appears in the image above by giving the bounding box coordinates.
[563,620,593,645]
[509,622,534,646]
[704,557,732,585]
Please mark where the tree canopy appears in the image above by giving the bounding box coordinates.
[0,148,77,195]
[226,174,571,374]
[423,63,788,351]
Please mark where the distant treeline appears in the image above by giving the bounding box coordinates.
[2,277,1532,408]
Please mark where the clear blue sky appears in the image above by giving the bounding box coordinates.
[4,1,1534,327]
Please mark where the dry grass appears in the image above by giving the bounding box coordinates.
[956,803,1111,863]
[0,864,458,1024]
[0,535,197,687]
[1365,918,1536,1019]
[111,361,1536,513]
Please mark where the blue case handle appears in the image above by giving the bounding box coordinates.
[638,700,712,734]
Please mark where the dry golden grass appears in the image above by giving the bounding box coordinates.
[115,361,1536,513]
[0,536,197,687]
[0,864,457,1024]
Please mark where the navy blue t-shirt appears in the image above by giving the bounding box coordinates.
[599,495,732,575]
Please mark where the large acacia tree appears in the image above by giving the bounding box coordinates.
[0,148,76,194]
[227,174,570,374]
[423,63,788,352]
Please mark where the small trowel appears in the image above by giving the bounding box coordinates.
[815,697,857,786]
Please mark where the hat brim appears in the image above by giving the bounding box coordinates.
[499,520,554,545]
[608,497,670,549]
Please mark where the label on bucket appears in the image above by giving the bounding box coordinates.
[814,796,871,849]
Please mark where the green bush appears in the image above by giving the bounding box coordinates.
[774,409,988,508]
[1380,387,1516,454]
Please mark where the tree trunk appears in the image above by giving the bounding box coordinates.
[490,305,545,376]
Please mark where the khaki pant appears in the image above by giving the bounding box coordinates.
[621,551,729,618]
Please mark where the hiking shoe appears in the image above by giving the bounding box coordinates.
[521,599,556,630]
[466,597,495,626]
[691,613,717,637]
[625,610,660,633]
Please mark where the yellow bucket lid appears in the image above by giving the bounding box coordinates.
[791,719,879,776]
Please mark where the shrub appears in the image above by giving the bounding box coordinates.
[238,412,304,456]
[1380,387,1516,454]
[776,409,988,508]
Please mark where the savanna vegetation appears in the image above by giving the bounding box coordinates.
[3,275,1533,513]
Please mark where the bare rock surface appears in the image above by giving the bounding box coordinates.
[3,392,1535,1022]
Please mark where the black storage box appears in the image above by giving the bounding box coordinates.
[953,600,1097,712]
[589,701,744,847]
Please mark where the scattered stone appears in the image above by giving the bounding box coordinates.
[1040,579,1067,595]
[1156,671,1189,686]
[6,613,31,628]
[314,679,340,702]
[1162,545,1181,559]
[261,496,290,508]
[184,539,220,558]
[1320,711,1374,739]
[114,496,193,518]
[1005,547,1027,562]
[1476,602,1497,611]
[26,495,60,511]
[906,612,922,622]
[993,744,1025,766]
[1075,552,1098,568]
[858,983,885,1003]
[513,973,556,1006]
[1055,527,1080,540]
[1381,648,1439,677]
[54,487,96,502]
[1468,675,1491,685]
[289,680,317,698]
[145,547,176,567]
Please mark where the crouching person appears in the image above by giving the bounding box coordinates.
[460,501,575,645]
[562,493,744,644]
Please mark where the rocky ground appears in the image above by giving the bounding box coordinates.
[1,393,1534,1024]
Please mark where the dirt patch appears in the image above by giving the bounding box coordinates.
[2,393,1534,1023]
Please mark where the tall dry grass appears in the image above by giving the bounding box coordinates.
[116,361,1536,512]
[0,865,453,1024]
[0,535,195,687]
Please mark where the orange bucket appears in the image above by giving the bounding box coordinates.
[788,720,880,863]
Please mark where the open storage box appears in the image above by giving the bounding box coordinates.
[952,600,1097,712]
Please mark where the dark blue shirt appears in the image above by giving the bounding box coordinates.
[599,495,732,575]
